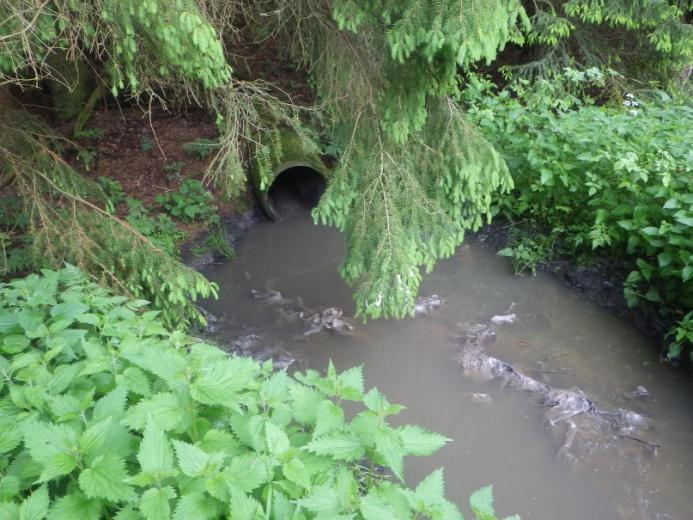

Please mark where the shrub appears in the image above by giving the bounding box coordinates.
[125,198,184,256]
[463,71,693,359]
[155,180,216,222]
[0,267,517,519]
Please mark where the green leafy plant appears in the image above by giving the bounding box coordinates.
[139,135,154,152]
[498,229,556,276]
[96,176,125,213]
[125,198,184,256]
[464,70,693,359]
[182,138,220,159]
[74,127,105,140]
[0,266,517,519]
[205,224,235,260]
[155,179,216,222]
[77,148,97,171]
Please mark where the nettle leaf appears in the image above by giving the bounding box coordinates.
[49,493,102,520]
[288,384,323,425]
[172,441,209,478]
[397,425,450,456]
[173,493,222,520]
[359,491,397,520]
[469,485,496,520]
[0,423,23,454]
[295,486,341,515]
[78,453,136,502]
[124,392,186,432]
[93,385,128,422]
[282,457,311,490]
[120,343,187,388]
[18,484,49,520]
[229,487,263,520]
[374,427,405,481]
[304,430,365,461]
[336,366,364,401]
[80,418,113,455]
[363,388,404,417]
[116,367,152,397]
[137,419,175,480]
[224,455,269,493]
[259,371,289,405]
[22,422,79,482]
[0,475,20,501]
[48,393,82,422]
[264,421,290,456]
[190,357,258,407]
[139,486,176,520]
[199,430,241,458]
[313,400,345,438]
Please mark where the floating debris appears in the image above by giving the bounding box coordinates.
[413,294,445,317]
[456,311,657,462]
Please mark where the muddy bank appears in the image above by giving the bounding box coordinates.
[474,222,674,360]
[181,204,264,271]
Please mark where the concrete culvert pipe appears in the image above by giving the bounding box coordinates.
[250,129,328,221]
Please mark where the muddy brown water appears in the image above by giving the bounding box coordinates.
[202,216,693,520]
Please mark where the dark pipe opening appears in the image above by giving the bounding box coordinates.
[266,166,326,221]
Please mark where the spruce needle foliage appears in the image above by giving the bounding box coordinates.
[0,110,216,328]
[268,0,523,317]
[515,1,692,84]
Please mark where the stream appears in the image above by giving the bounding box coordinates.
[201,216,693,519]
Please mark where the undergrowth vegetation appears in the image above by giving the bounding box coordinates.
[463,69,693,359]
[0,267,516,519]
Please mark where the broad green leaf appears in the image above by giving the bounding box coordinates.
[80,418,113,454]
[336,366,364,400]
[22,422,79,481]
[359,492,397,520]
[223,455,269,493]
[259,371,289,404]
[264,421,290,456]
[93,385,128,422]
[0,501,19,519]
[124,393,186,432]
[116,368,151,397]
[282,457,311,490]
[397,425,450,456]
[172,493,221,520]
[199,430,240,457]
[172,441,209,478]
[0,475,20,501]
[120,343,187,388]
[78,454,136,502]
[137,419,175,479]
[0,423,23,454]
[289,384,323,425]
[295,486,340,515]
[190,358,258,407]
[49,493,102,520]
[304,430,365,461]
[470,485,495,520]
[18,485,49,520]
[139,486,175,520]
[374,428,405,481]
[415,469,445,508]
[313,400,344,438]
[229,488,262,520]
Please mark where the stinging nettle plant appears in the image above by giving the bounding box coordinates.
[0,266,518,519]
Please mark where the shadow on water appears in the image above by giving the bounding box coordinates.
[202,216,693,520]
